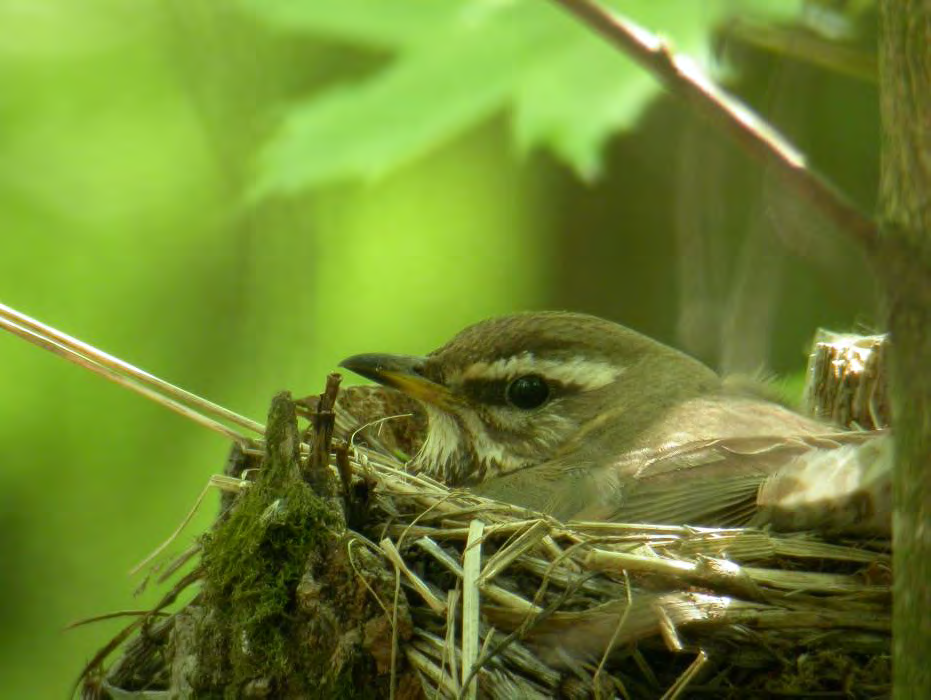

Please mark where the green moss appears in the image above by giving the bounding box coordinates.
[198,392,347,695]
[174,393,401,696]
[203,470,332,686]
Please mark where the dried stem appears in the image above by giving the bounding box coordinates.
[305,372,342,492]
[550,0,878,250]
[0,302,264,441]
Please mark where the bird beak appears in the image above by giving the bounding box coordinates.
[339,353,454,408]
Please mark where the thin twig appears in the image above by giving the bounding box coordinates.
[444,587,462,696]
[457,569,598,698]
[0,302,265,435]
[549,0,878,250]
[461,520,484,700]
[305,372,342,491]
[1,315,251,443]
[390,558,401,700]
[659,649,709,700]
[65,610,170,630]
[593,569,633,698]
[477,519,549,587]
[129,475,247,575]
[381,538,447,614]
[74,567,204,697]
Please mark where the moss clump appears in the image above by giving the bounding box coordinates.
[202,477,342,693]
[198,392,346,696]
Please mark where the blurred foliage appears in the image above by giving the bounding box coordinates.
[0,0,878,697]
[241,0,804,190]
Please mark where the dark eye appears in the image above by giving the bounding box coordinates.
[506,375,550,410]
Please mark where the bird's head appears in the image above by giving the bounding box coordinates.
[340,312,720,484]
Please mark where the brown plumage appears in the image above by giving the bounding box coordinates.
[337,312,891,535]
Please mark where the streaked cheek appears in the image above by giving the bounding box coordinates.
[485,405,577,451]
[416,406,464,472]
[527,411,577,449]
[480,406,525,433]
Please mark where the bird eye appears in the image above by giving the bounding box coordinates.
[505,375,550,410]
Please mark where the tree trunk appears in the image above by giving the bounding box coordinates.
[878,2,931,696]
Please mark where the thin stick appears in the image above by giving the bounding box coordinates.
[380,538,447,614]
[477,519,549,586]
[129,475,248,575]
[406,646,460,698]
[1,315,249,442]
[461,520,484,700]
[659,649,709,700]
[549,0,878,251]
[443,588,462,697]
[0,303,265,436]
[593,570,633,697]
[74,567,203,697]
[156,543,202,584]
[415,536,542,614]
[346,539,393,621]
[65,609,169,630]
[390,559,401,700]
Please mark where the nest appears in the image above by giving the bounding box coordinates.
[79,335,892,699]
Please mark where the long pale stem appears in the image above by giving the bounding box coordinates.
[0,302,264,442]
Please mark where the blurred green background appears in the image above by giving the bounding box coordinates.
[0,1,879,696]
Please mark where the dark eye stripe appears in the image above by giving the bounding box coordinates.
[462,377,573,405]
[461,378,509,406]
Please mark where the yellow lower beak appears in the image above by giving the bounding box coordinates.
[339,353,454,408]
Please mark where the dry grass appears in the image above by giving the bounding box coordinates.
[82,398,891,699]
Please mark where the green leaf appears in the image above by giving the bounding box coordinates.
[250,0,806,195]
[253,4,562,196]
[513,0,803,178]
[513,33,655,180]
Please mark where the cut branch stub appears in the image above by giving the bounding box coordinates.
[305,373,342,496]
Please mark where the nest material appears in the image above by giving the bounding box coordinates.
[805,331,890,431]
[81,334,892,699]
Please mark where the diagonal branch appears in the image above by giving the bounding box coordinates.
[550,0,878,251]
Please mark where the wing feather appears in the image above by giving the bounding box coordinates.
[479,431,890,535]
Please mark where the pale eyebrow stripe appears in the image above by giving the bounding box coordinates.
[457,353,622,391]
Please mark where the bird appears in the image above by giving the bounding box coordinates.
[337,312,891,535]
